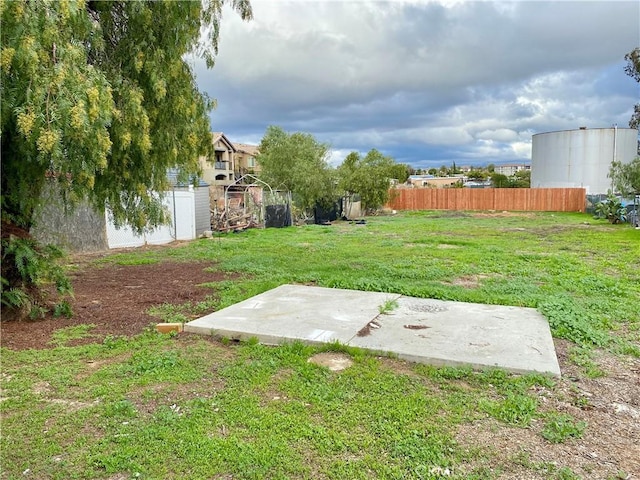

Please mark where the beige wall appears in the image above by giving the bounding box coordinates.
[408,176,462,188]
[233,143,261,176]
[200,134,235,186]
[235,151,260,175]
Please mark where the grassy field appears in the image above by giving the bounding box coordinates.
[1,211,639,479]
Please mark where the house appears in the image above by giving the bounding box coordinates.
[233,143,260,176]
[199,132,237,187]
[494,163,530,176]
[407,175,464,188]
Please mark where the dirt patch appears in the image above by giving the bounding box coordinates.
[444,274,492,289]
[471,211,538,218]
[1,258,232,350]
[454,339,640,479]
[427,211,471,219]
[308,352,353,371]
[436,243,462,249]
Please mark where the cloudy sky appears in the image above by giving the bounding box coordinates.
[193,0,640,170]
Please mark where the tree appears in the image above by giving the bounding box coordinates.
[511,170,531,188]
[624,47,640,129]
[388,163,411,184]
[490,173,510,188]
[1,0,252,318]
[337,149,398,212]
[467,169,487,181]
[256,126,336,212]
[427,168,438,176]
[609,157,640,196]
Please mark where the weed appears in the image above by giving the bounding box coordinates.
[378,298,399,314]
[539,297,611,348]
[512,451,581,479]
[103,399,138,419]
[568,346,605,378]
[103,334,127,349]
[49,324,96,347]
[53,300,73,318]
[556,466,582,479]
[542,413,587,443]
[482,393,538,427]
[127,351,178,375]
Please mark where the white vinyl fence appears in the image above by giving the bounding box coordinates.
[106,190,199,249]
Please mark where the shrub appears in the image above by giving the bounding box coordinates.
[594,194,627,224]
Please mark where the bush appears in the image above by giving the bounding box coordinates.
[594,194,627,224]
[1,230,72,320]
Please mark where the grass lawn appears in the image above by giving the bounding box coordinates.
[1,211,639,479]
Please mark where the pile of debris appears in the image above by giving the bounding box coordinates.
[211,196,260,233]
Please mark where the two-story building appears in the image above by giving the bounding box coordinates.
[199,132,262,201]
[199,132,237,188]
[233,143,261,177]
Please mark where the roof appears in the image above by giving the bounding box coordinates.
[409,175,435,179]
[211,132,236,152]
[167,168,208,188]
[232,143,260,156]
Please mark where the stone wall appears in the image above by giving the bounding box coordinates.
[30,182,108,253]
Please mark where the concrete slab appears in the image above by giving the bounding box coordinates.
[185,284,400,345]
[184,284,560,377]
[350,297,561,376]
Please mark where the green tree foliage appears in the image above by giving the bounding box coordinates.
[388,163,411,184]
[511,170,531,188]
[609,157,640,196]
[338,149,398,211]
[490,173,510,188]
[256,126,336,212]
[624,47,640,129]
[1,0,252,317]
[467,169,487,181]
[490,171,530,188]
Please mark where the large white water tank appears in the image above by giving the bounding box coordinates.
[531,127,638,194]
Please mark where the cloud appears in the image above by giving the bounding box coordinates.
[194,0,640,168]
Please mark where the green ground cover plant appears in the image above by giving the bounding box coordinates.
[1,211,638,479]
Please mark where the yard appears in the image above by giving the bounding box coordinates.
[1,211,639,479]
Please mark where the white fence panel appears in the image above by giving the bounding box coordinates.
[105,218,145,249]
[105,190,197,249]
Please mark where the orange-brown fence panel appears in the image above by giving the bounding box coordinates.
[386,188,586,212]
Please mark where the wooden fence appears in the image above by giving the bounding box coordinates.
[386,188,586,213]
